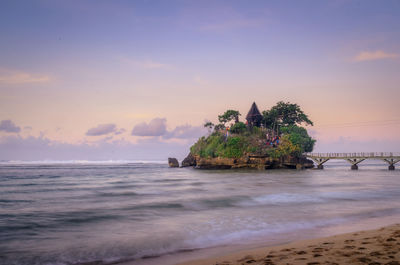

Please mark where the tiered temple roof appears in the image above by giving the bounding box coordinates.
[246,102,263,127]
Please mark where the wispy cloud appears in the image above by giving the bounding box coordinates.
[353,50,399,62]
[139,60,170,69]
[86,123,117,136]
[199,18,263,31]
[0,69,50,84]
[178,3,268,32]
[120,58,172,70]
[193,75,208,86]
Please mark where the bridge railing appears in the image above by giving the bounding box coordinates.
[305,152,400,158]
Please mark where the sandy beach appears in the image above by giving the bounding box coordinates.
[178,224,400,265]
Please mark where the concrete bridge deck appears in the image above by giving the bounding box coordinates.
[305,152,400,170]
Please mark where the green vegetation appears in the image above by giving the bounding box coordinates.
[190,134,250,158]
[262,101,313,134]
[267,135,302,158]
[203,121,214,129]
[191,101,316,159]
[281,125,315,153]
[230,122,247,134]
[218,110,241,125]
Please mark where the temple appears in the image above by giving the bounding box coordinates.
[246,102,263,127]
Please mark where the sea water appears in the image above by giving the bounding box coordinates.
[1,161,399,265]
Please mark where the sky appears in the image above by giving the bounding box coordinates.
[0,0,399,161]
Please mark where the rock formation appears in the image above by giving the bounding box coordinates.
[181,153,314,170]
[168,157,179,167]
[181,152,196,167]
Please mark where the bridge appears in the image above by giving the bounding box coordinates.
[305,152,400,170]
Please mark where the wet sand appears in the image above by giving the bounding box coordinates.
[178,224,400,265]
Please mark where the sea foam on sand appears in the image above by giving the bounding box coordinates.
[177,223,400,265]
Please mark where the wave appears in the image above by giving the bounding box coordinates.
[238,190,400,207]
[95,191,139,197]
[250,193,324,204]
[0,211,123,234]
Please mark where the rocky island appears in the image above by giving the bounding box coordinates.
[173,101,316,169]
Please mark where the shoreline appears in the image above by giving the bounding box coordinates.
[119,215,400,265]
[177,223,400,265]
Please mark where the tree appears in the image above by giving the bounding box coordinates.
[269,134,301,158]
[281,125,315,153]
[262,109,279,130]
[214,123,226,131]
[203,121,214,129]
[262,101,313,133]
[218,110,241,125]
[230,122,247,134]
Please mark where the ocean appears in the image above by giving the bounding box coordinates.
[1,161,399,265]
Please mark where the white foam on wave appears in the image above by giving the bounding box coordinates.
[238,193,324,206]
[319,190,387,201]
[183,216,348,249]
[238,189,391,207]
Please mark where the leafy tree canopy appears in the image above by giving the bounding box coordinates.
[230,122,247,134]
[218,110,241,125]
[262,101,313,129]
[268,134,302,158]
[203,121,214,129]
[190,102,316,159]
[214,124,226,131]
[281,125,315,153]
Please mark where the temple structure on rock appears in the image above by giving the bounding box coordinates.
[246,102,263,127]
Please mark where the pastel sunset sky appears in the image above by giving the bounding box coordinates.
[1,0,399,161]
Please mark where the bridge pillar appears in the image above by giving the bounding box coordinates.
[309,157,329,169]
[307,153,400,170]
[346,158,364,170]
[383,158,399,171]
[351,164,358,170]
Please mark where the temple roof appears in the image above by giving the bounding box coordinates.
[246,102,263,121]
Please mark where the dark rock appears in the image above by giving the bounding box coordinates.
[179,152,314,170]
[384,262,400,265]
[358,257,371,263]
[282,156,314,169]
[181,152,196,167]
[168,158,179,168]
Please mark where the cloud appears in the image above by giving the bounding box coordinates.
[131,118,208,140]
[193,75,208,86]
[199,18,263,31]
[132,118,167,136]
[86,123,117,136]
[0,69,50,84]
[138,60,170,69]
[120,58,171,70]
[178,3,267,32]
[0,135,191,161]
[114,128,126,135]
[2,133,399,162]
[353,50,399,62]
[163,124,207,139]
[0,120,21,133]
